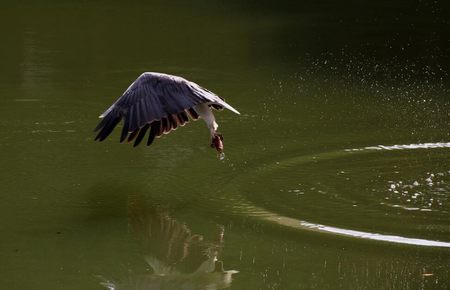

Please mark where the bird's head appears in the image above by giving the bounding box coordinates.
[211,133,225,160]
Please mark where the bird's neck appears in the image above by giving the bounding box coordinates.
[194,103,218,136]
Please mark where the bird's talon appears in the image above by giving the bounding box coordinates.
[211,133,224,155]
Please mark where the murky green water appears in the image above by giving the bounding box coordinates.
[1,1,449,289]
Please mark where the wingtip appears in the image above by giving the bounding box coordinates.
[229,107,241,115]
[221,103,240,115]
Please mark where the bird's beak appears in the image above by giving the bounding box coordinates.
[211,133,225,160]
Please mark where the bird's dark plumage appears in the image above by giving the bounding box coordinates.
[94,72,239,146]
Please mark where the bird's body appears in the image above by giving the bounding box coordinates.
[94,72,239,158]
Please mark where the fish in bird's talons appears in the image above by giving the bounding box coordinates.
[211,133,225,160]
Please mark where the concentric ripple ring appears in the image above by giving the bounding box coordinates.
[224,142,450,248]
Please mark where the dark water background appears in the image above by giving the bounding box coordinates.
[1,1,449,289]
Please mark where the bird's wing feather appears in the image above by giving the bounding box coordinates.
[94,72,238,146]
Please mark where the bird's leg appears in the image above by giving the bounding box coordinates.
[210,132,223,147]
[209,121,225,160]
[194,103,226,159]
[211,131,225,160]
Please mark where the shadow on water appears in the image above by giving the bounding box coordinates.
[84,182,133,221]
[95,193,238,290]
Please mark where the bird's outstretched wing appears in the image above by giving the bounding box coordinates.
[94,72,239,147]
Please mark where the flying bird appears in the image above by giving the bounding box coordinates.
[94,72,240,159]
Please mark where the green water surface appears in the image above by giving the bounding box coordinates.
[1,1,449,289]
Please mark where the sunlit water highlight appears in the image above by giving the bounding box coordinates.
[346,142,450,152]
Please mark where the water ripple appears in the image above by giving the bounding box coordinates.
[346,142,450,152]
[269,215,450,248]
[222,141,450,248]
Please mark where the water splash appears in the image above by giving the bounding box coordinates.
[383,170,449,213]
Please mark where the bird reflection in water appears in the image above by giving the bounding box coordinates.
[100,195,238,290]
